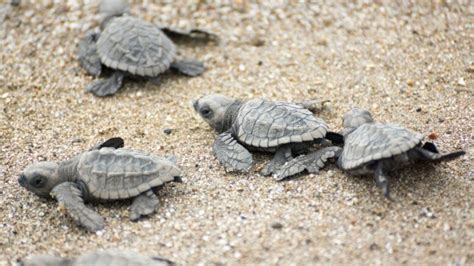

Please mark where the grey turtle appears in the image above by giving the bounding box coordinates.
[18,138,182,232]
[192,94,343,177]
[337,108,465,198]
[281,108,465,199]
[78,0,212,97]
[19,249,173,266]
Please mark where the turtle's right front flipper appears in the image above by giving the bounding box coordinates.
[51,182,105,232]
[77,32,102,76]
[415,146,465,162]
[86,71,125,97]
[159,26,218,43]
[89,137,125,151]
[213,131,253,172]
[274,146,342,181]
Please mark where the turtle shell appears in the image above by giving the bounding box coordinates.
[73,250,171,266]
[339,123,424,170]
[77,148,181,200]
[233,99,328,148]
[97,16,176,77]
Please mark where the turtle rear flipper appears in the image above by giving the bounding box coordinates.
[86,71,125,97]
[213,132,253,172]
[274,146,342,181]
[77,32,102,76]
[51,182,105,232]
[171,60,205,76]
[415,147,465,162]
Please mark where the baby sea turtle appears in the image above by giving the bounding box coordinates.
[78,0,212,96]
[280,108,465,198]
[193,94,343,177]
[20,249,173,266]
[337,108,465,198]
[18,138,182,232]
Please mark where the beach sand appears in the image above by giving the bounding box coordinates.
[0,1,472,265]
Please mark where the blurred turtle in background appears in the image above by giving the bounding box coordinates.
[19,249,174,266]
[78,0,216,96]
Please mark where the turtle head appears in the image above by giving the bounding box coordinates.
[99,0,130,29]
[341,108,374,135]
[193,94,238,132]
[18,161,61,198]
[100,0,130,17]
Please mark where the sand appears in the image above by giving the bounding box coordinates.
[0,1,472,265]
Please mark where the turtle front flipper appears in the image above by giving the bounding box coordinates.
[261,146,293,176]
[51,182,105,232]
[159,26,218,42]
[129,190,159,221]
[274,146,342,181]
[89,137,124,151]
[77,32,102,76]
[171,60,205,76]
[86,71,125,97]
[374,162,392,200]
[415,146,465,162]
[213,131,253,172]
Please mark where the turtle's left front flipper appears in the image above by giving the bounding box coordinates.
[274,146,341,181]
[159,26,218,43]
[51,182,105,232]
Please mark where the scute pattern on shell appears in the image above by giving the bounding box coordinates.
[77,148,179,200]
[234,99,328,148]
[339,123,424,170]
[97,16,176,77]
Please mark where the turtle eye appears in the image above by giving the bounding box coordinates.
[200,107,212,118]
[30,175,46,188]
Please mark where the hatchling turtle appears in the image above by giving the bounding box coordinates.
[192,94,343,177]
[279,108,465,198]
[20,249,173,266]
[18,138,182,232]
[77,0,213,97]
